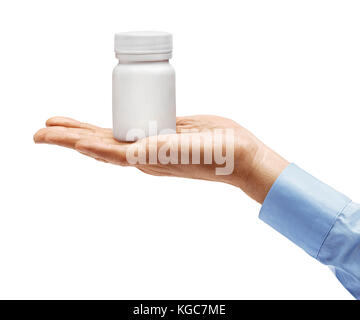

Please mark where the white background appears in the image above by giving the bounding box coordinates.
[0,0,359,299]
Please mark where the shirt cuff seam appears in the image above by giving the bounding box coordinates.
[259,163,291,221]
[315,199,352,259]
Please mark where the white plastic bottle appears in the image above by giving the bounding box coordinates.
[112,31,176,141]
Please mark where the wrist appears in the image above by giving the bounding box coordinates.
[250,144,289,203]
[227,131,289,203]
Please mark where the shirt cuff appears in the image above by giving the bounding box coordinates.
[259,163,351,258]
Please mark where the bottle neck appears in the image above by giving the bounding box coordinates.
[116,52,172,63]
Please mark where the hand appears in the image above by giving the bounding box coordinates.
[33,115,288,203]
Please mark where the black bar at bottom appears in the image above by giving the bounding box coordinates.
[0,300,355,318]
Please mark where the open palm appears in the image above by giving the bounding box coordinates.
[34,115,287,203]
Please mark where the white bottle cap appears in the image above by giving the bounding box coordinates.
[114,31,172,61]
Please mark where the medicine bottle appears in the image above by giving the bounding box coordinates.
[113,31,176,141]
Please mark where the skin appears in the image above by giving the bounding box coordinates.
[33,115,289,203]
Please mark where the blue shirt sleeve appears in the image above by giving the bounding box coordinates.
[259,163,360,299]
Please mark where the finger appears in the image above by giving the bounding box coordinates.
[46,117,114,137]
[176,116,200,132]
[34,125,114,147]
[34,127,82,148]
[46,116,103,131]
[34,126,100,148]
[75,139,129,165]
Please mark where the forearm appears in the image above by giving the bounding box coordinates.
[259,163,360,299]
